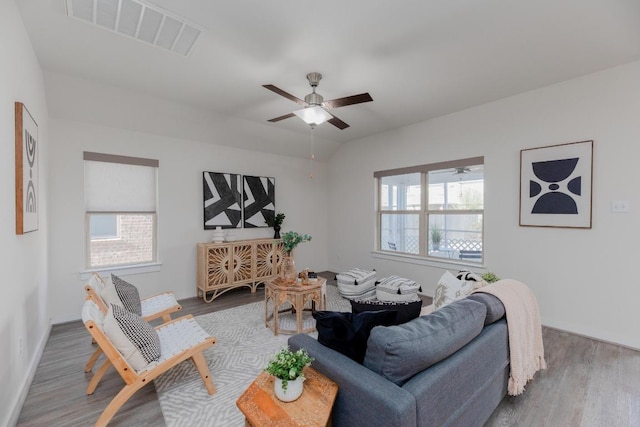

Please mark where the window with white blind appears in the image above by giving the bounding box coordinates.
[84,152,158,269]
[375,157,484,263]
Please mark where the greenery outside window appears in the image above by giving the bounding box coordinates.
[375,157,484,263]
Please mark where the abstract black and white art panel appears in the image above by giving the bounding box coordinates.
[520,140,593,228]
[15,102,38,234]
[243,175,275,228]
[203,172,242,229]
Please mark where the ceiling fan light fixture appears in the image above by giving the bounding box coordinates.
[293,105,332,126]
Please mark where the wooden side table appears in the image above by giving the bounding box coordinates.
[264,277,327,335]
[236,367,338,427]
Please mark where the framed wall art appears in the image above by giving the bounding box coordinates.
[520,140,593,228]
[203,171,242,229]
[15,102,39,234]
[243,175,275,228]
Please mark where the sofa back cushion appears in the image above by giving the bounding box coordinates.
[363,299,487,386]
[467,293,505,325]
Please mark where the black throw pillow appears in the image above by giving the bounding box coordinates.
[350,299,422,324]
[313,310,398,363]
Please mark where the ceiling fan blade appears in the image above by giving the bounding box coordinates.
[328,114,350,130]
[262,84,305,106]
[267,112,296,123]
[323,93,373,109]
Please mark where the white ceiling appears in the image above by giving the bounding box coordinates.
[17,0,640,158]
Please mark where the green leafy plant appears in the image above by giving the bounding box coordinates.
[281,231,312,254]
[265,212,286,227]
[264,347,314,391]
[482,272,500,283]
[431,228,442,244]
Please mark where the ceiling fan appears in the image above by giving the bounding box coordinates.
[263,72,373,129]
[453,167,472,175]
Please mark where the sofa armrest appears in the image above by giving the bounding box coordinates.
[289,334,417,427]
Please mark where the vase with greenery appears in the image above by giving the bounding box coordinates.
[281,231,312,255]
[265,212,286,239]
[264,347,314,401]
[280,231,311,283]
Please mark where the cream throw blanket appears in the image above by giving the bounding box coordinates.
[474,279,547,396]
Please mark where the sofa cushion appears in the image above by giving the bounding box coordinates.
[363,299,487,386]
[375,276,422,302]
[456,270,488,288]
[111,274,142,316]
[433,271,476,309]
[350,299,422,324]
[467,293,505,325]
[313,310,398,363]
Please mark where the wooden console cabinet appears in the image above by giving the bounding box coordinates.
[197,238,285,303]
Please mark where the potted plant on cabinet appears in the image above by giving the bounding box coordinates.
[264,347,314,402]
[265,212,286,239]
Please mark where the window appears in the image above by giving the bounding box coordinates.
[84,152,158,269]
[375,157,484,263]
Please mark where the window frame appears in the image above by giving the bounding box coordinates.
[375,156,484,263]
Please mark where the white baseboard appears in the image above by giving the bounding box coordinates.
[5,323,52,427]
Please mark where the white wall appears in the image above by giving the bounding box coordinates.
[328,60,640,349]
[0,1,50,425]
[48,118,329,322]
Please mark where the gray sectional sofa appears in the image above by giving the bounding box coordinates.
[289,293,509,427]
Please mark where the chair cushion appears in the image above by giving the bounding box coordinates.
[313,310,398,363]
[350,299,422,324]
[111,274,142,316]
[363,299,487,386]
[103,304,161,371]
[375,276,422,302]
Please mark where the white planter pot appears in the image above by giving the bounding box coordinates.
[274,376,305,402]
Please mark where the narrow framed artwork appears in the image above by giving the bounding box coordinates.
[243,175,275,228]
[15,102,39,234]
[203,172,242,229]
[520,140,593,228]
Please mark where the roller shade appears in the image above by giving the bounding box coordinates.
[84,152,158,212]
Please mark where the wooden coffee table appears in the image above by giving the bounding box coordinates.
[236,366,338,427]
[264,277,327,335]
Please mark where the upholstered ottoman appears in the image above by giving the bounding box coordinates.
[375,275,422,302]
[335,268,377,300]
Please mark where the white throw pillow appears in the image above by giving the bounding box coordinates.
[101,281,124,309]
[433,271,476,309]
[103,304,161,371]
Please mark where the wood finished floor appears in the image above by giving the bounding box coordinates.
[17,273,640,426]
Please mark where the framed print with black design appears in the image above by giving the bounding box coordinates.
[520,140,593,228]
[15,102,38,234]
[203,172,242,229]
[243,175,275,228]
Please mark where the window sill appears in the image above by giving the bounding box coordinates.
[79,262,162,281]
[371,250,485,270]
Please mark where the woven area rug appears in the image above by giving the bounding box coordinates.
[155,284,351,427]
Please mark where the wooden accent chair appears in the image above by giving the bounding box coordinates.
[84,273,182,373]
[82,297,217,427]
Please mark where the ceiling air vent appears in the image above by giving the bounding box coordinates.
[65,0,202,56]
